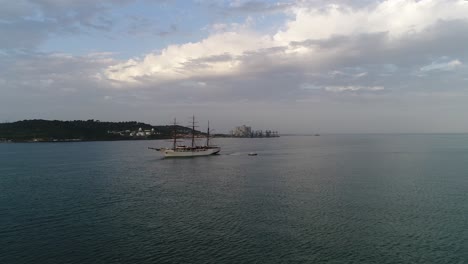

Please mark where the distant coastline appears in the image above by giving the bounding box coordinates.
[0,119,194,143]
[0,119,281,143]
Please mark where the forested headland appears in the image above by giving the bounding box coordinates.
[0,119,196,142]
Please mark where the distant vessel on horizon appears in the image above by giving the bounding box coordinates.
[149,116,220,158]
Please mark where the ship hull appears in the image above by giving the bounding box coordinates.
[161,147,220,158]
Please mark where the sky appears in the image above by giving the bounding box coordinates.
[1,0,468,133]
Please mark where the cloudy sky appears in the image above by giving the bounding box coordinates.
[1,0,468,133]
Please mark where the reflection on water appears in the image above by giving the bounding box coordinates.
[1,135,468,263]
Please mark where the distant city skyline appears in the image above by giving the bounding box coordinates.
[2,0,468,133]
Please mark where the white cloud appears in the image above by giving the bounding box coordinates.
[420,59,463,72]
[328,70,368,78]
[300,83,321,90]
[324,86,385,92]
[104,30,275,84]
[274,0,468,43]
[103,0,468,87]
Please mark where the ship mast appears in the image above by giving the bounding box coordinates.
[206,121,210,147]
[191,115,197,148]
[173,118,177,150]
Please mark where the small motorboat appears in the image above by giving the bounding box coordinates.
[248,152,258,156]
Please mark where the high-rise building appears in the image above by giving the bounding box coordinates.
[232,125,251,137]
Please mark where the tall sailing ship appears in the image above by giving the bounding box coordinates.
[150,116,220,158]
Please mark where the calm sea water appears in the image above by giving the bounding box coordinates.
[1,135,468,263]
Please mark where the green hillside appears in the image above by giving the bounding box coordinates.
[0,119,195,142]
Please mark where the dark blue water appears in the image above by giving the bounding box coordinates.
[1,135,468,263]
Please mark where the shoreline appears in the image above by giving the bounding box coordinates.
[0,135,282,143]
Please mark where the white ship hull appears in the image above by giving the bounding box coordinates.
[161,147,220,158]
[150,116,220,158]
